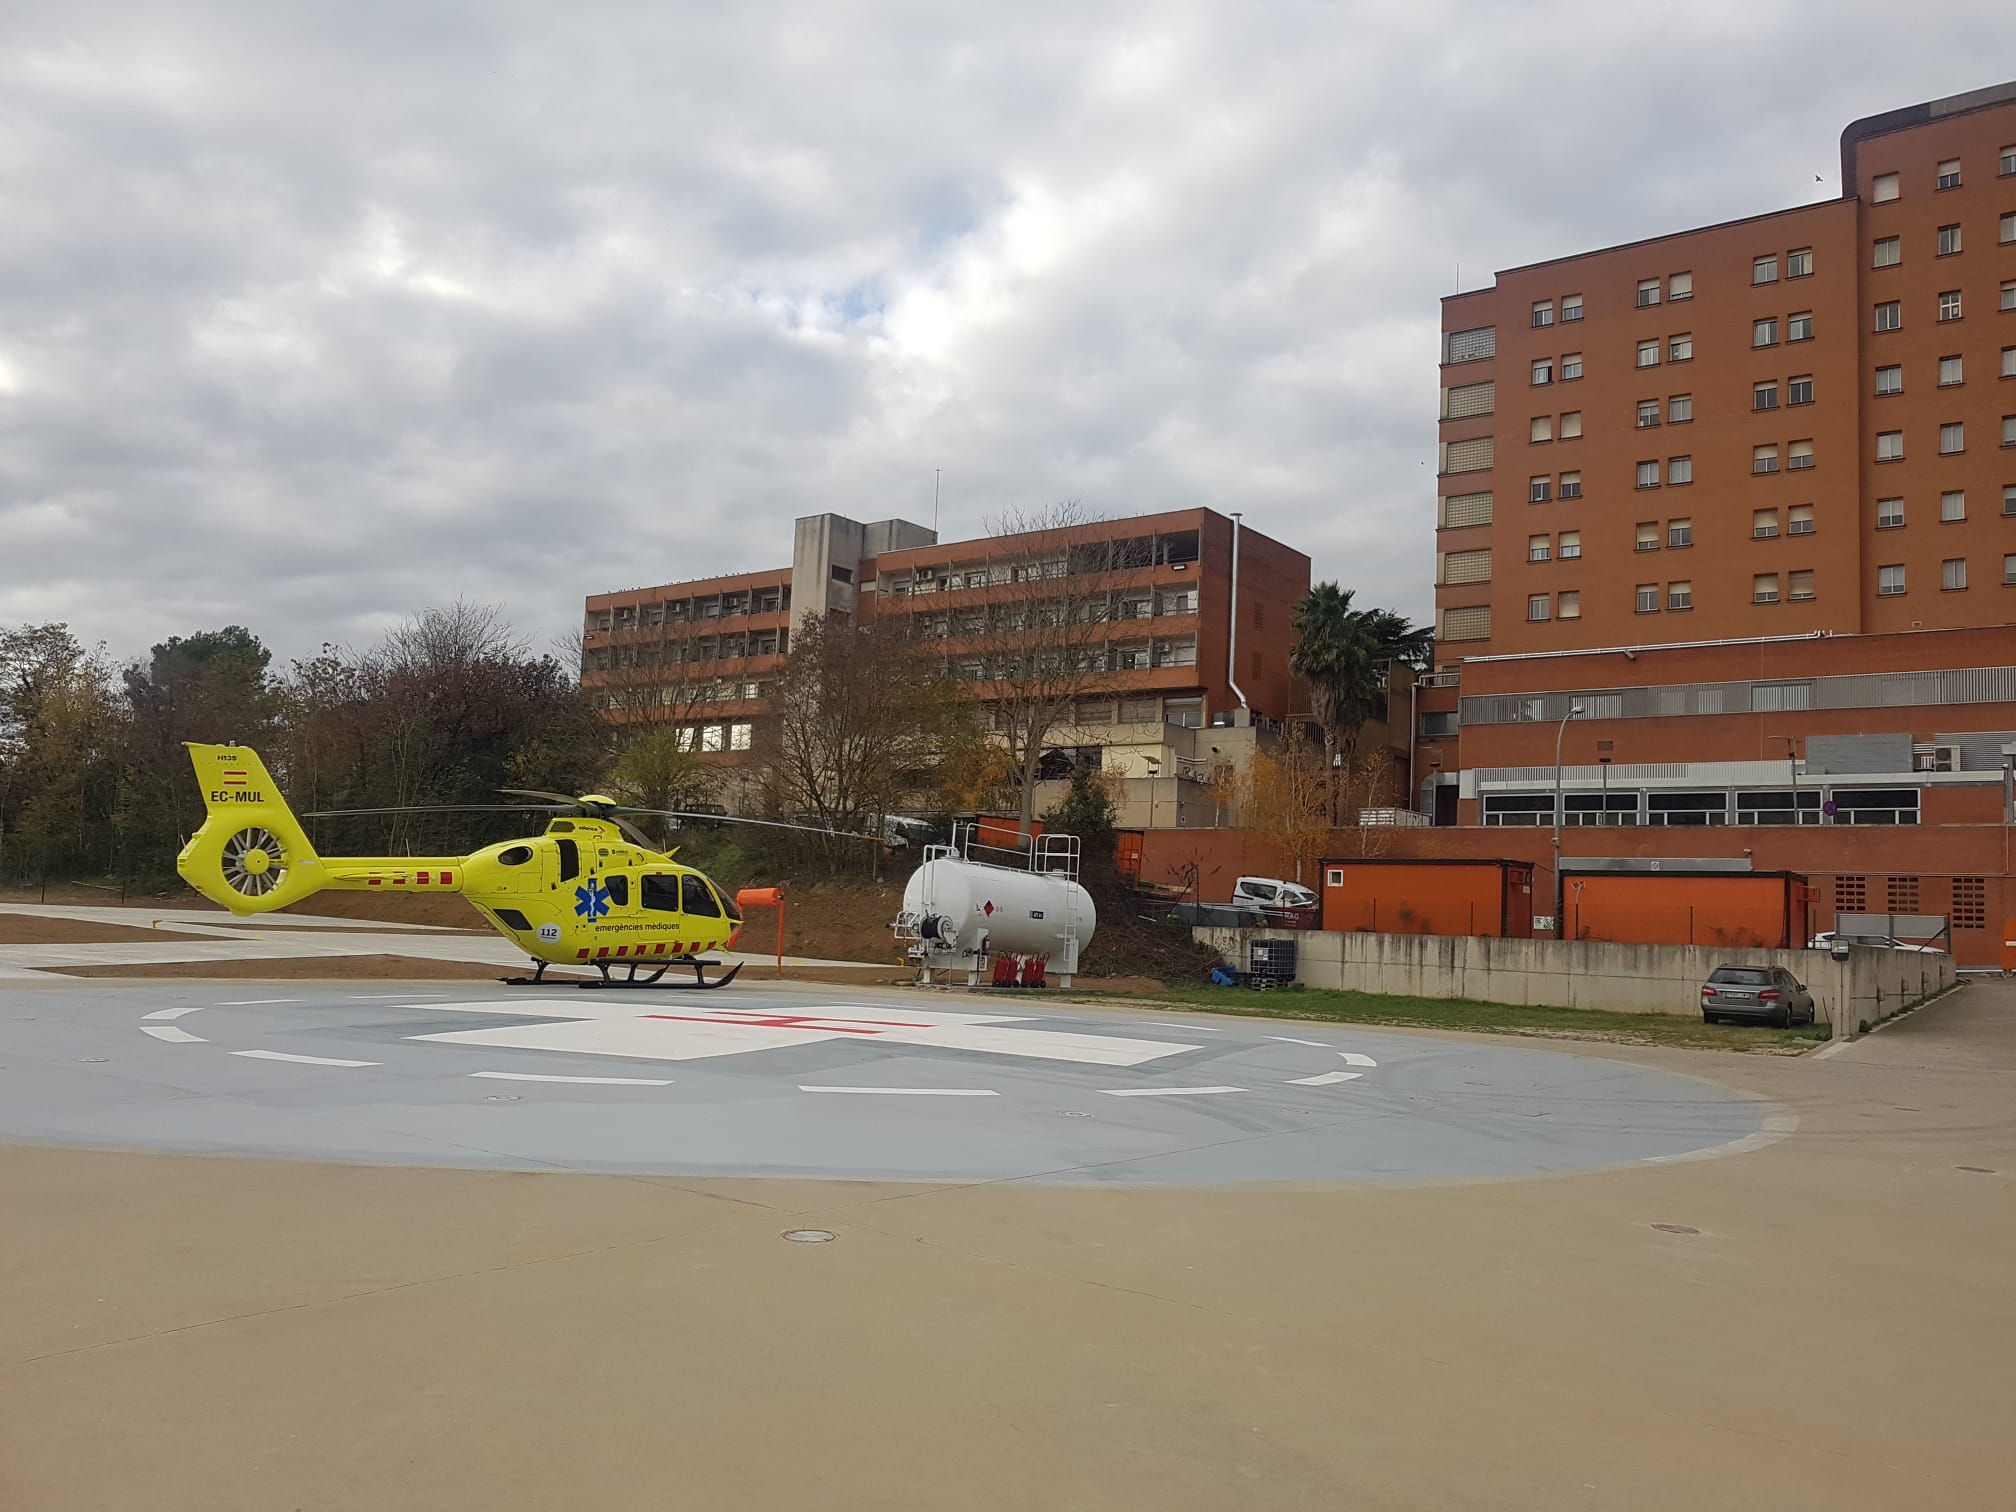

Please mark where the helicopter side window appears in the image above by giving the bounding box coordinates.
[555,838,579,882]
[497,845,534,867]
[681,874,722,917]
[603,874,629,907]
[640,874,682,913]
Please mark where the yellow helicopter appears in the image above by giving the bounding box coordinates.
[174,742,819,989]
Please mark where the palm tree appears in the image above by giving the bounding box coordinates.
[1288,585,1431,819]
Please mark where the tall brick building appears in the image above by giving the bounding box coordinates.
[1412,80,2016,965]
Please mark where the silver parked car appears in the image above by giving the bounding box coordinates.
[1701,964,1816,1028]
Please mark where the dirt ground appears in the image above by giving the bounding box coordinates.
[3,987,2012,1509]
[0,914,189,946]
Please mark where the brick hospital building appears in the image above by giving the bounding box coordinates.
[1415,81,2016,965]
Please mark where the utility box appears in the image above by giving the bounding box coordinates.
[1318,859,1536,938]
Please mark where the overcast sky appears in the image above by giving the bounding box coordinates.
[3,1,2012,668]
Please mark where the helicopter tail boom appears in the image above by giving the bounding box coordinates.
[177,744,469,916]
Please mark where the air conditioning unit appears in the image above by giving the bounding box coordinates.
[1912,744,1959,773]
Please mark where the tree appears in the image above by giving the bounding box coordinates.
[607,727,720,847]
[1235,726,1330,885]
[1040,766,1120,875]
[755,612,969,868]
[1288,584,1431,818]
[965,499,1128,840]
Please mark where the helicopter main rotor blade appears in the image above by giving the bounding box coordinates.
[613,808,884,844]
[301,804,573,818]
[498,787,582,806]
[607,814,660,849]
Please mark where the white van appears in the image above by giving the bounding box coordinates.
[1231,876,1318,912]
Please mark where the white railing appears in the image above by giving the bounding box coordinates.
[1357,807,1432,828]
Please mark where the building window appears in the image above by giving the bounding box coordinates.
[1937,159,1961,190]
[1878,497,1904,528]
[1788,439,1813,471]
[2007,484,2016,516]
[1442,380,1496,419]
[1873,171,1900,202]
[1636,399,1660,428]
[1561,352,1583,380]
[1788,311,1813,342]
[1876,364,1903,395]
[1527,594,1551,622]
[1753,317,1778,347]
[1753,444,1780,474]
[1562,293,1584,322]
[1875,300,1902,332]
[1636,278,1660,308]
[1669,333,1693,362]
[1667,455,1692,485]
[2004,279,2016,311]
[1443,326,1496,364]
[1439,604,1491,641]
[1439,545,1491,585]
[1789,569,1815,601]
[1667,580,1692,611]
[1938,224,1963,256]
[1752,254,1779,285]
[2005,212,2016,244]
[1878,563,1906,595]
[1753,381,1779,411]
[2006,554,2016,584]
[1753,508,1779,539]
[1531,415,1553,443]
[1636,339,1660,368]
[1635,521,1659,551]
[1532,358,1553,386]
[1440,490,1493,528]
[1528,534,1552,562]
[1668,393,1692,423]
[1635,460,1660,488]
[1955,877,1988,930]
[1559,529,1581,558]
[1668,271,1693,300]
[1558,590,1581,619]
[1873,235,1901,267]
[2006,414,2016,447]
[1560,410,1582,439]
[1939,290,1963,321]
[2004,346,2016,378]
[1940,354,1964,386]
[1529,475,1552,503]
[1876,430,1904,462]
[1668,517,1692,547]
[1942,489,1967,521]
[1532,300,1554,328]
[1753,573,1780,604]
[1787,247,1813,278]
[1788,503,1814,535]
[2004,147,2016,176]
[1944,557,1968,591]
[1559,471,1582,499]
[1787,375,1813,406]
[1940,421,1965,454]
[1635,583,1659,613]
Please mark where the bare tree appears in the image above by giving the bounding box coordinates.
[1233,726,1330,884]
[965,499,1132,839]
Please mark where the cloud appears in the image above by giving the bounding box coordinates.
[1,0,2010,668]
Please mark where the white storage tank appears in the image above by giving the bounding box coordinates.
[896,834,1096,987]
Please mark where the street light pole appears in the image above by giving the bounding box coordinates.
[1771,735,1800,825]
[1552,703,1586,930]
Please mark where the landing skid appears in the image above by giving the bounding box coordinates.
[501,957,745,990]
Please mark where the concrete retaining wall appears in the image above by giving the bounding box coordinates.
[1195,927,1955,1038]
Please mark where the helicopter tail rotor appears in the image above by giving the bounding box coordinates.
[176,744,329,915]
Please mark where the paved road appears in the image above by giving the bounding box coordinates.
[0,978,1771,1182]
[2,980,2010,1510]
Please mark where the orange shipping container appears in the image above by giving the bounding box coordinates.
[1562,871,1813,950]
[1319,859,1536,938]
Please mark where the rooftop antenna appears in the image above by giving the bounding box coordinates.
[933,468,941,535]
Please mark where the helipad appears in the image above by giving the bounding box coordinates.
[0,980,1780,1184]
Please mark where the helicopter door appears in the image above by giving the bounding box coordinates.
[640,873,682,913]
